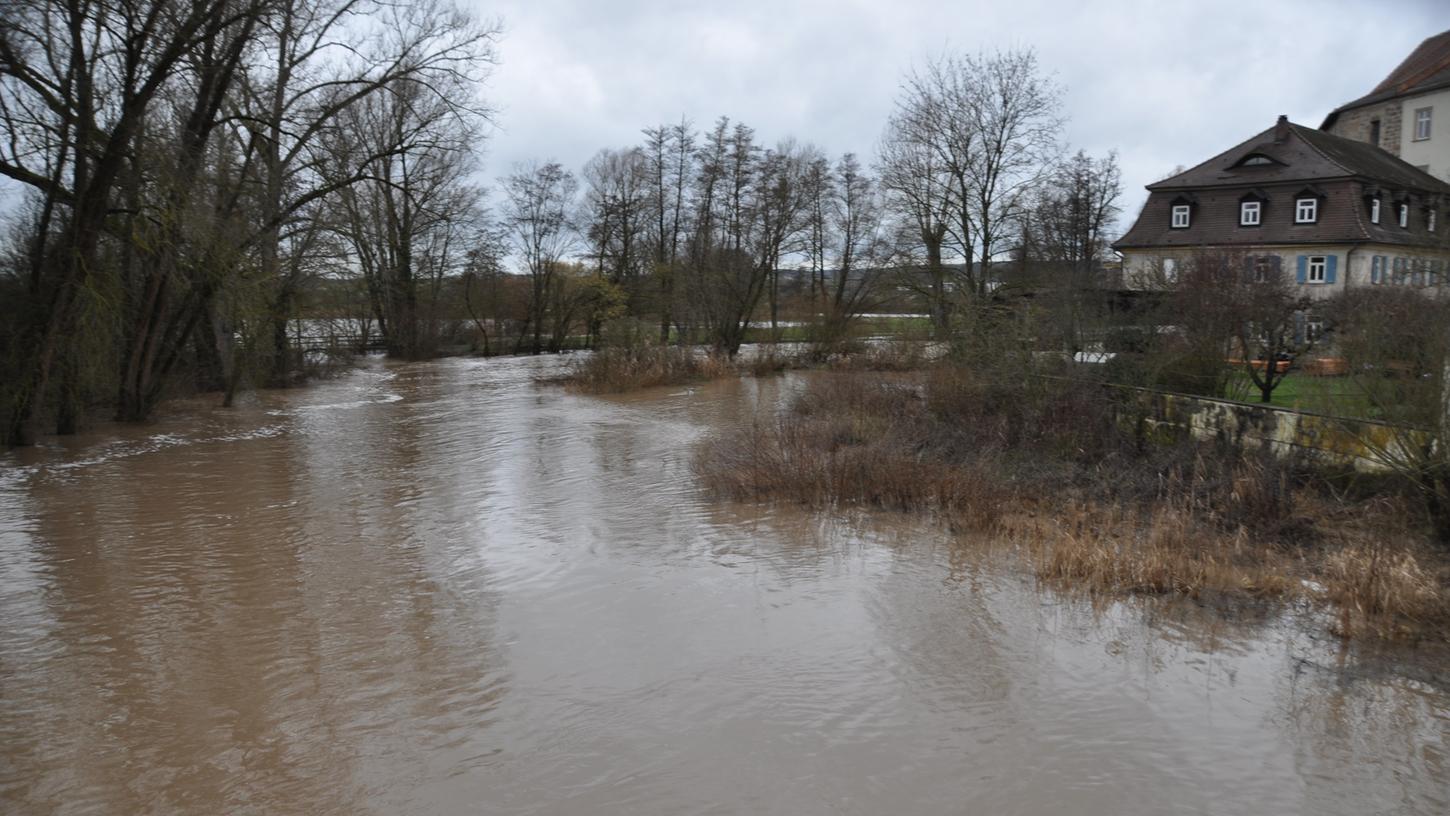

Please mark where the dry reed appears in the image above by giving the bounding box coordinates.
[694,368,1450,640]
[563,346,735,393]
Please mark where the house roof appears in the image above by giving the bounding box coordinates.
[1321,29,1450,128]
[1115,118,1450,251]
[1114,185,1445,250]
[1148,118,1450,193]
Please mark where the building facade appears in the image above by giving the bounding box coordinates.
[1115,117,1450,299]
[1322,30,1450,183]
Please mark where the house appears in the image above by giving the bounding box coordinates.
[1321,29,1450,183]
[1114,116,1450,299]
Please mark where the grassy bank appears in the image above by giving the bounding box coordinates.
[693,368,1450,641]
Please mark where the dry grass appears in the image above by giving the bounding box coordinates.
[562,346,736,393]
[694,367,1450,641]
[1319,538,1450,638]
[1009,502,1294,599]
[694,373,1009,528]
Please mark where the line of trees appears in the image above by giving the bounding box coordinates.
[0,0,499,445]
[490,49,1121,359]
[3,37,1125,445]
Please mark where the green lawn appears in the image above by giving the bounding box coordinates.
[1227,372,1377,418]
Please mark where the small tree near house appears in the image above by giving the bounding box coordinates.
[1232,254,1320,404]
[1162,250,1319,403]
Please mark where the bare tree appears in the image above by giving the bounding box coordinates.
[582,147,650,295]
[893,49,1063,300]
[1230,258,1317,404]
[682,128,812,357]
[0,0,500,442]
[800,154,833,314]
[878,111,951,334]
[1022,149,1122,351]
[0,0,268,443]
[501,160,579,354]
[333,76,484,359]
[641,120,694,342]
[817,152,886,344]
[244,0,498,381]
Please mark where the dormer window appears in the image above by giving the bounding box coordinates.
[1295,197,1318,224]
[1370,197,1381,224]
[1399,203,1409,228]
[1171,204,1190,229]
[1240,200,1261,226]
[1235,153,1281,169]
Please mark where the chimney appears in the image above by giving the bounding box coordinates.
[1274,114,1290,143]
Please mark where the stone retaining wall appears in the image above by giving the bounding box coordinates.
[1118,386,1427,472]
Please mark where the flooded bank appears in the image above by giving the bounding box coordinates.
[1,356,1446,815]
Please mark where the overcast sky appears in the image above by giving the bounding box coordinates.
[476,0,1448,233]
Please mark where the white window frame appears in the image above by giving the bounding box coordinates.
[1370,197,1380,224]
[1170,204,1190,229]
[1415,107,1432,141]
[1307,255,1327,283]
[1240,200,1261,226]
[1430,210,1438,233]
[1295,197,1318,224]
[1399,203,1409,228]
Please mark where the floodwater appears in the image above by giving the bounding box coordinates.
[1,356,1446,815]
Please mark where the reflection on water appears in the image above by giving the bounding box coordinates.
[1,356,1446,815]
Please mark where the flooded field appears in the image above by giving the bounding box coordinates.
[1,356,1447,815]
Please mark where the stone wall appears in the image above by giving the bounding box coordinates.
[1117,385,1426,472]
[1326,101,1402,157]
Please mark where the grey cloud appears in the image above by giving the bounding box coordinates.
[477,0,1447,233]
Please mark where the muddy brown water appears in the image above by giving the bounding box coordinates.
[1,356,1447,815]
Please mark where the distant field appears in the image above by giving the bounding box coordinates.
[741,314,933,343]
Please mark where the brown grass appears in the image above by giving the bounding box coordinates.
[693,367,1450,641]
[562,346,736,393]
[1009,502,1294,599]
[694,373,1009,528]
[1319,539,1450,638]
[561,337,935,394]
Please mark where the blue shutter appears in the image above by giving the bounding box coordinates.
[1325,255,1338,284]
[1295,255,1307,284]
[1371,255,1384,284]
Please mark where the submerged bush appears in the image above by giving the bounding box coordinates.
[562,319,734,393]
[693,366,1450,641]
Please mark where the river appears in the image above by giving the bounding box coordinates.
[1,356,1446,815]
